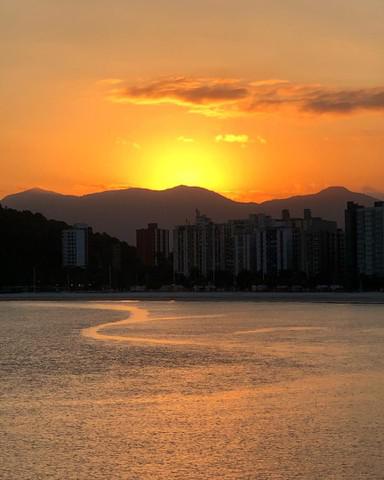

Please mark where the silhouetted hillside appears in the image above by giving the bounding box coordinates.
[258,186,377,220]
[2,185,378,243]
[0,205,139,289]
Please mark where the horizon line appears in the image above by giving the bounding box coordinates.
[1,184,377,205]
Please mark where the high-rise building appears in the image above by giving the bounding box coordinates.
[336,228,346,284]
[173,211,233,279]
[345,201,364,287]
[345,201,384,284]
[356,202,384,277]
[173,223,197,278]
[299,210,339,282]
[136,223,170,267]
[256,224,294,277]
[232,214,294,278]
[62,224,90,268]
[232,219,253,275]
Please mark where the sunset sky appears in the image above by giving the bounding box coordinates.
[1,0,383,201]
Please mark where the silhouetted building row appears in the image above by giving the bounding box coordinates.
[173,209,344,285]
[131,201,384,289]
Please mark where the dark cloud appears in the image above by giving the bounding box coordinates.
[120,77,248,105]
[109,76,384,117]
[302,89,384,113]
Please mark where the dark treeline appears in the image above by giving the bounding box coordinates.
[175,269,342,291]
[0,205,154,291]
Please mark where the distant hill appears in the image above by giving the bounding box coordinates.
[0,204,139,289]
[256,186,377,221]
[2,185,378,243]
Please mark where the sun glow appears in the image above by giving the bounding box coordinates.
[142,142,228,191]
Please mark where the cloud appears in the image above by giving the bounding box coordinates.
[109,76,247,117]
[107,76,384,118]
[177,136,195,143]
[215,134,267,146]
[215,134,249,144]
[115,137,141,150]
[302,89,384,113]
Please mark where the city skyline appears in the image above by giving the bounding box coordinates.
[4,195,384,291]
[1,1,384,201]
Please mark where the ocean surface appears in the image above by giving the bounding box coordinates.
[1,300,384,479]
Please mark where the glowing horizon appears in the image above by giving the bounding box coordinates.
[1,1,383,200]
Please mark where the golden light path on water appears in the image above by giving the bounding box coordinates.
[81,303,226,346]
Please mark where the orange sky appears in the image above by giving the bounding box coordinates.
[1,0,383,201]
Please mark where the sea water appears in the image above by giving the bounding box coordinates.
[1,300,383,479]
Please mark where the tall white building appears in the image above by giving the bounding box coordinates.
[62,224,89,268]
[232,215,293,277]
[173,211,233,279]
[231,219,252,275]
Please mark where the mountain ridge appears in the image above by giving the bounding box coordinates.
[2,185,378,244]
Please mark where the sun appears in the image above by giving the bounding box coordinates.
[142,142,227,191]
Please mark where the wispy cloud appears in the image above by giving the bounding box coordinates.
[215,134,267,146]
[215,134,249,144]
[177,136,195,143]
[256,135,267,145]
[108,76,384,117]
[115,137,141,150]
[109,76,247,117]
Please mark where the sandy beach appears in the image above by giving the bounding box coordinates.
[1,290,384,303]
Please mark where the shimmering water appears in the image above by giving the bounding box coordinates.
[1,300,384,479]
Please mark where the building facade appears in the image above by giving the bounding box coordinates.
[173,211,233,279]
[357,202,384,277]
[62,224,90,268]
[345,201,384,285]
[136,223,170,267]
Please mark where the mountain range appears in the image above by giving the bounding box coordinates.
[1,185,378,244]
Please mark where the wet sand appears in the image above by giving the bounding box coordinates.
[1,290,384,303]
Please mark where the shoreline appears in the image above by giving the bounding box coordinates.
[1,291,384,304]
